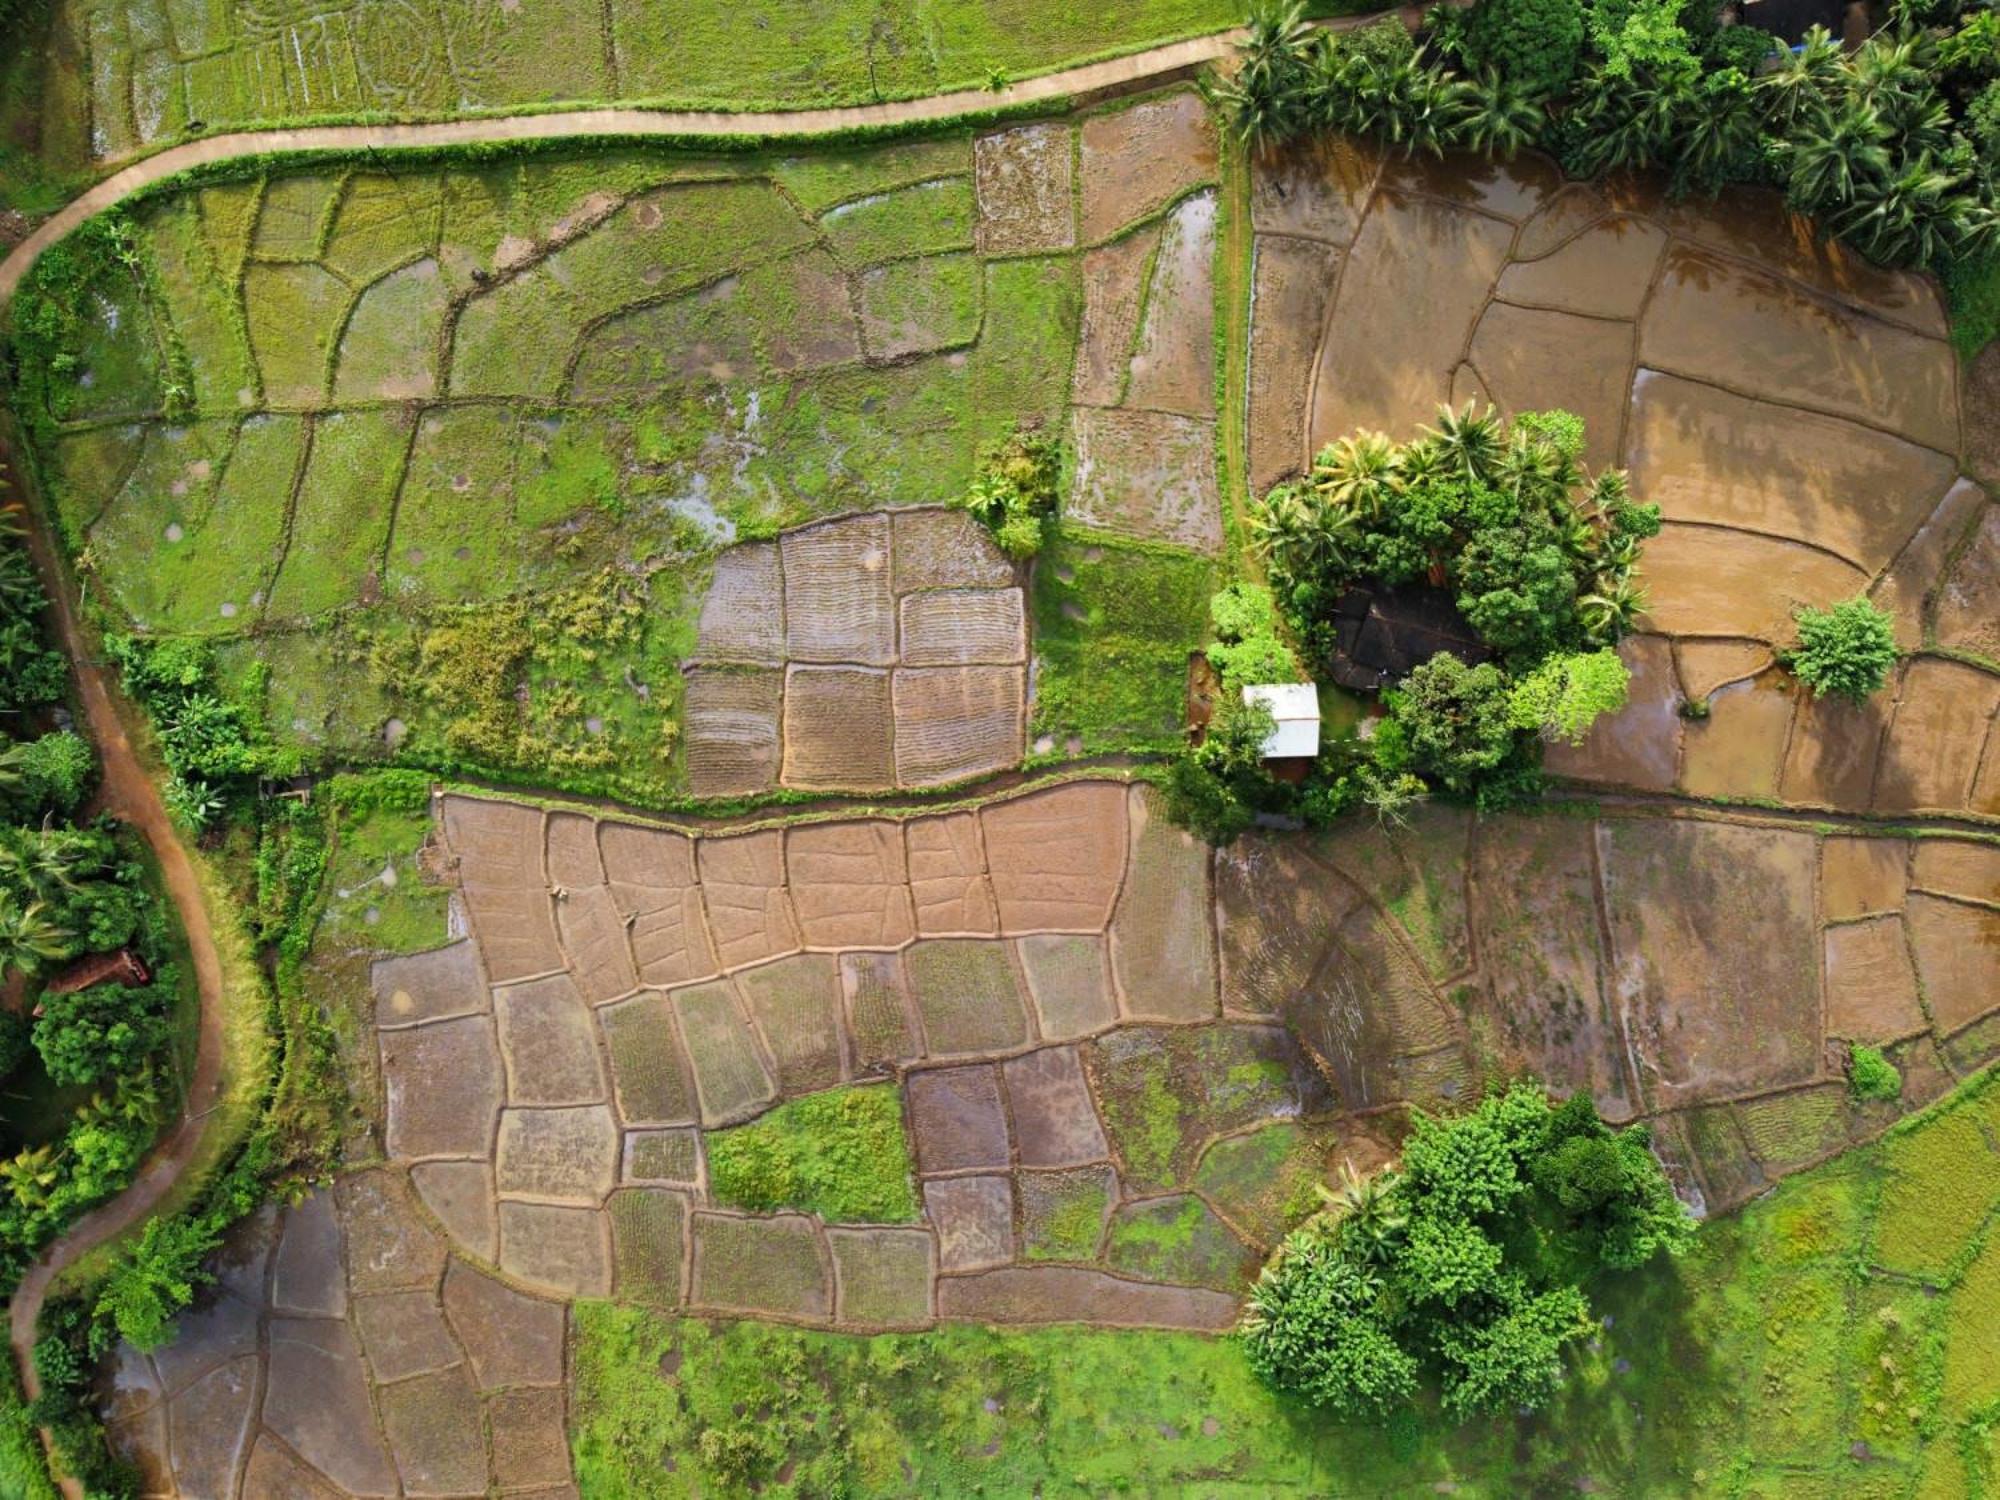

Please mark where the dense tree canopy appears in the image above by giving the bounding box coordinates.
[1242,1085,1695,1422]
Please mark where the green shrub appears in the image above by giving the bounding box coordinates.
[1784,597,1898,704]
[706,1085,917,1223]
[1205,583,1301,691]
[13,732,94,814]
[1163,697,1279,846]
[1463,0,1587,95]
[33,983,172,1087]
[1508,649,1630,743]
[961,427,1060,560]
[1848,1044,1903,1103]
[1387,655,1519,795]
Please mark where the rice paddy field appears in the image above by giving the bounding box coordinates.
[571,1064,2000,1496]
[9,103,1229,804]
[3,39,1999,1500]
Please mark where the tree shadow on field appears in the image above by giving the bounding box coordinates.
[1499,1258,1732,1495]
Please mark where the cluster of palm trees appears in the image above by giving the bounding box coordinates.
[1245,404,1650,650]
[1211,5,1541,160]
[1213,1,1999,270]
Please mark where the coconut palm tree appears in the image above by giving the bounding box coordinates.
[1832,151,1981,266]
[1782,99,1893,213]
[1210,0,1320,149]
[1568,65,1682,177]
[1310,430,1403,523]
[1756,26,1847,135]
[1670,68,1764,194]
[1317,1160,1407,1267]
[1,1145,60,1210]
[1453,68,1545,160]
[1580,572,1650,642]
[1423,403,1503,483]
[1848,33,1949,150]
[0,895,69,978]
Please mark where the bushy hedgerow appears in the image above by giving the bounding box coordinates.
[1242,1086,1694,1422]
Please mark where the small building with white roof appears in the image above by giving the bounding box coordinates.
[1242,682,1321,763]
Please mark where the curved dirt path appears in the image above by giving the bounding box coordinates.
[2,447,228,1478]
[0,7,1434,305]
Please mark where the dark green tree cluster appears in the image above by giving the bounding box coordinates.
[0,507,179,1298]
[1214,0,2000,277]
[1253,407,1655,670]
[1242,1085,1695,1421]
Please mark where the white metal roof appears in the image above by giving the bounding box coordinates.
[1242,683,1321,760]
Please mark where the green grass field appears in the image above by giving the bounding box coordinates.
[573,1068,2000,1496]
[10,108,1222,806]
[17,0,1251,178]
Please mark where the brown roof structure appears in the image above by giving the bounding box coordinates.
[43,948,150,997]
[1327,584,1491,693]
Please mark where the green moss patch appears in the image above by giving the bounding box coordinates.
[706,1084,918,1225]
[1032,533,1213,752]
[1105,1193,1257,1290]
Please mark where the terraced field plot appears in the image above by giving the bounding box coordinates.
[102,782,2000,1496]
[1248,143,2000,818]
[47,0,1245,162]
[685,509,1027,795]
[22,90,1228,799]
[362,787,2000,1319]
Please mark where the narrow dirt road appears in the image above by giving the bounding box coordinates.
[1,444,229,1477]
[0,7,1436,303]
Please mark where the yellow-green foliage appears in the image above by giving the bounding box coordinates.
[1873,1106,1996,1278]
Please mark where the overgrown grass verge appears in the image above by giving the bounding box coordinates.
[706,1084,918,1224]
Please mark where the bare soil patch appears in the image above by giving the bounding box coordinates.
[1597,819,1820,1110]
[696,829,802,970]
[1073,224,1159,407]
[974,122,1075,256]
[981,782,1127,933]
[1822,836,1910,921]
[495,975,610,1105]
[1495,216,1664,319]
[905,811,999,936]
[1874,658,2000,813]
[1824,915,1926,1042]
[1637,246,1957,452]
[830,1227,936,1328]
[1247,234,1342,491]
[782,664,896,791]
[1627,373,1957,573]
[736,953,845,1096]
[1935,505,2000,661]
[1066,405,1220,552]
[1078,91,1216,244]
[788,821,916,949]
[1307,191,1514,444]
[1018,932,1119,1040]
[892,665,1024,788]
[380,1015,504,1160]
